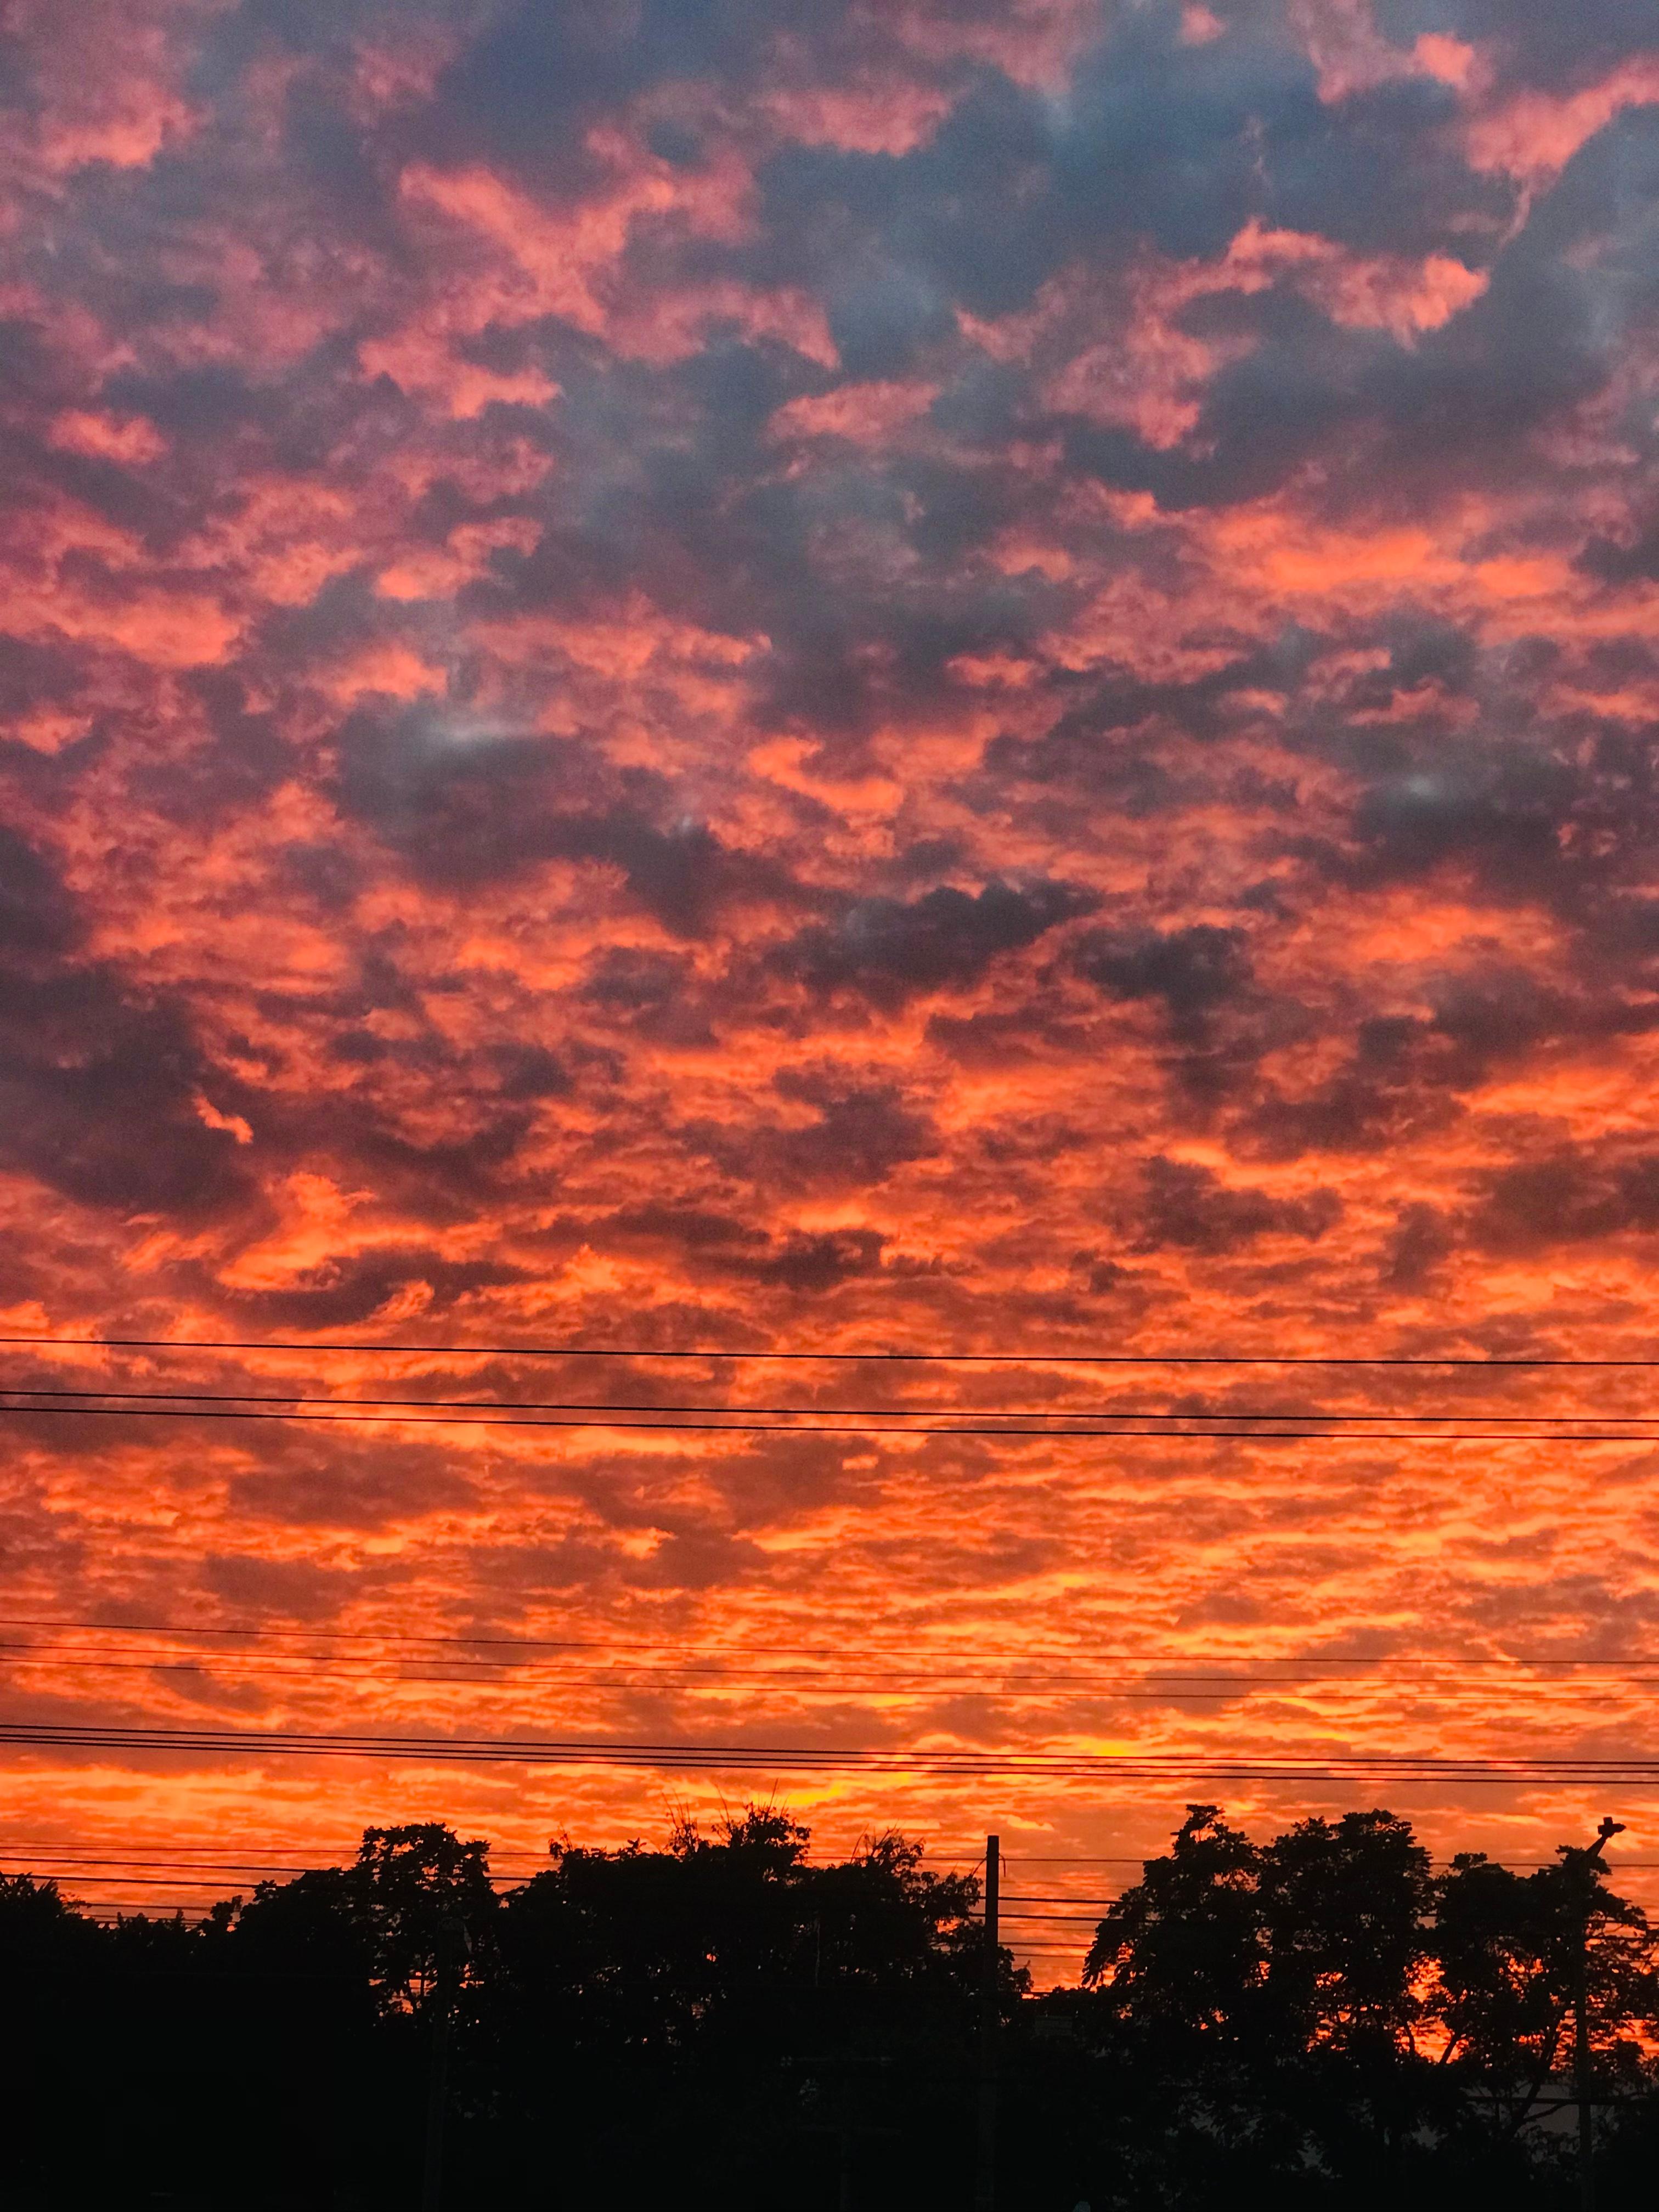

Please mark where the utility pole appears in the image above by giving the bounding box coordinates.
[420,1914,467,2212]
[1564,1815,1624,2212]
[973,1833,1000,2212]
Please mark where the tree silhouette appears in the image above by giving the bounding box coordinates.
[1432,1847,1659,2141]
[1,1803,1657,2208]
[1058,1802,1659,2209]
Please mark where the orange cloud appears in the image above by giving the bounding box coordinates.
[0,0,1657,1931]
[1468,58,1659,187]
[769,380,939,444]
[47,410,169,464]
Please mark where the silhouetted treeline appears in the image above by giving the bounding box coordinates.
[2,1802,1657,2209]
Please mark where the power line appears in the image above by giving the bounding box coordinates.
[0,1844,974,1872]
[977,1853,1659,1864]
[15,1652,1535,1697]
[7,1616,1659,1671]
[998,1912,1103,1923]
[0,1616,1195,1660]
[7,1384,1657,1428]
[7,1334,1658,1367]
[24,1632,1659,1675]
[2,1400,1657,1443]
[4,1874,275,1892]
[7,1720,1659,1783]
[20,1633,1659,1689]
[16,1649,1659,1701]
[12,1853,1659,1911]
[4,1861,547,1878]
[13,1849,1649,1873]
[18,1869,1655,1891]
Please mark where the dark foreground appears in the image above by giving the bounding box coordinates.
[1,1803,1656,2209]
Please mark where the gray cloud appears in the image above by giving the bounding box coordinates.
[1135,1154,1344,1253]
[775,878,1098,1007]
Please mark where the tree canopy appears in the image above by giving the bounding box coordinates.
[1,1802,1655,2208]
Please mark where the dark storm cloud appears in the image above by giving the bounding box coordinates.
[1338,736,1659,928]
[580,947,719,1047]
[1063,222,1612,518]
[1384,1199,1453,1288]
[605,1201,765,1255]
[1343,748,1582,901]
[748,2,1502,361]
[769,1067,938,1182]
[748,1225,887,1291]
[0,828,253,1217]
[487,1043,573,1100]
[682,1071,936,1192]
[201,1551,360,1622]
[0,823,71,960]
[594,1203,891,1292]
[1241,956,1659,1164]
[983,706,1191,814]
[1135,1155,1342,1253]
[1241,1015,1456,1162]
[774,878,1098,1007]
[1046,98,1649,523]
[1430,970,1576,1060]
[1355,248,1627,480]
[1467,1147,1659,1254]
[335,708,804,935]
[1375,617,1481,697]
[1052,15,1312,260]
[1261,76,1502,255]
[1074,924,1254,1029]
[749,563,1054,738]
[426,0,769,180]
[1581,518,1659,585]
[220,1249,531,1331]
[985,632,1336,801]
[757,72,1056,337]
[747,8,1373,328]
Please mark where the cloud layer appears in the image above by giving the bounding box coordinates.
[1,0,1658,1937]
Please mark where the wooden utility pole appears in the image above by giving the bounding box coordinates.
[1567,1815,1623,2212]
[973,1833,1000,2212]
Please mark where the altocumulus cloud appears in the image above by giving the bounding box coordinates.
[0,0,1656,1859]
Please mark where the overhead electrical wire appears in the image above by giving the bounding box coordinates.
[9,1851,1656,1879]
[6,1617,1659,1673]
[0,1844,976,1873]
[7,1343,1657,1832]
[15,1632,1659,1675]
[1000,1902,1106,1920]
[14,1652,1659,1702]
[5,1857,347,1876]
[1,1399,1656,1444]
[1,1652,1500,1699]
[0,1636,1573,1679]
[25,1884,1623,1903]
[3,1384,1654,1428]
[7,1333,1659,1367]
[7,1720,1659,1784]
[13,1849,1659,1931]
[10,1673,1647,1712]
[6,1348,1658,1454]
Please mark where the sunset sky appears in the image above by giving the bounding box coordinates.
[2,0,1659,1968]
